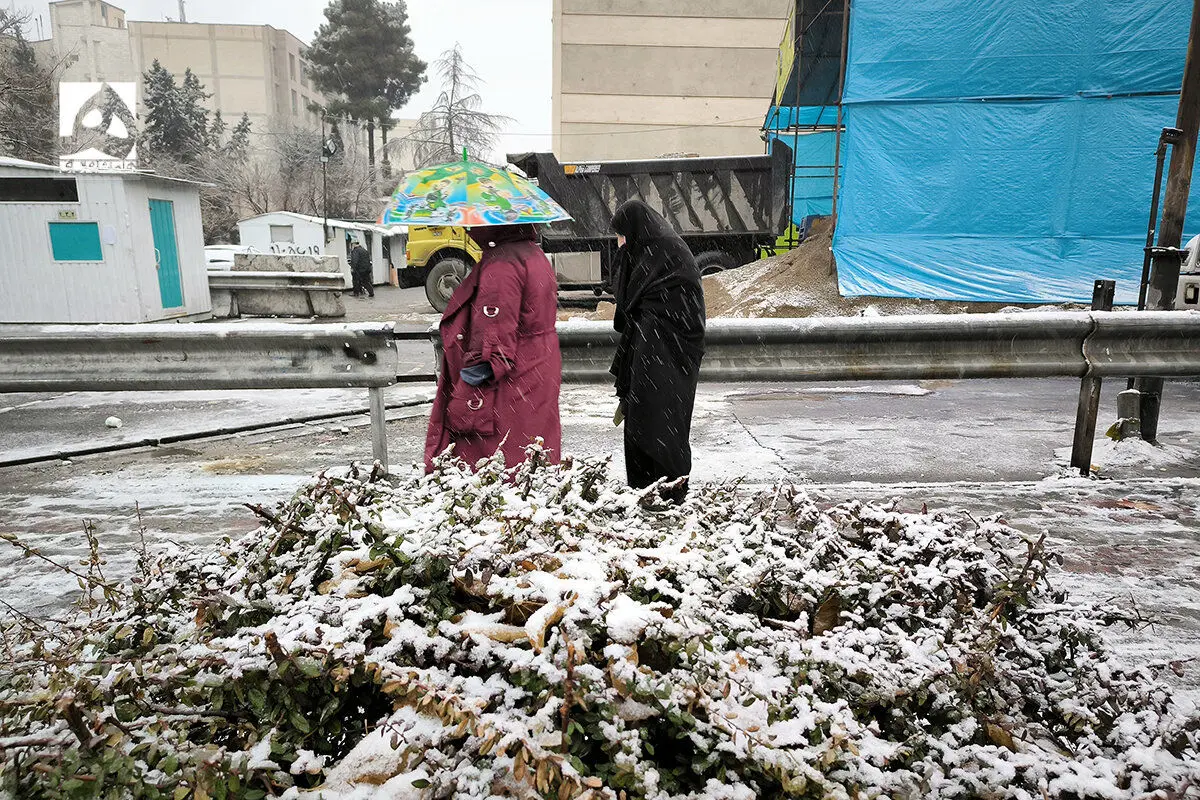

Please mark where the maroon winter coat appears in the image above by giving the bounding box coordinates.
[424,225,562,471]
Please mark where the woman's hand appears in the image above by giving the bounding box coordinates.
[460,363,495,386]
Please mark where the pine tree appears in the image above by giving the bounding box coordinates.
[142,61,213,163]
[181,68,211,152]
[307,0,426,180]
[209,110,226,146]
[141,60,189,162]
[227,113,252,157]
[0,12,57,162]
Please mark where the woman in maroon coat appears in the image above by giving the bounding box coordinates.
[424,224,562,471]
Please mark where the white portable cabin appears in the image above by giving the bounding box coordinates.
[237,211,406,287]
[0,157,211,323]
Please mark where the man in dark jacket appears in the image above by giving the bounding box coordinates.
[609,200,706,503]
[350,241,374,298]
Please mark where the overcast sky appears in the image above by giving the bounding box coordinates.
[13,0,553,159]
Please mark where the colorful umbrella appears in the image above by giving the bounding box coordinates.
[379,154,572,228]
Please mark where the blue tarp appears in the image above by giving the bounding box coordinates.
[764,105,840,129]
[768,130,843,220]
[832,0,1197,304]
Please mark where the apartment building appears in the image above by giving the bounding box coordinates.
[44,0,326,138]
[552,0,789,161]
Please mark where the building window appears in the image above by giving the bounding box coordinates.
[300,60,309,88]
[49,222,104,261]
[0,177,80,202]
[289,53,297,81]
[269,224,295,243]
[291,90,298,115]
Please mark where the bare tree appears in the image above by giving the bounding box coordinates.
[228,120,379,224]
[404,44,510,168]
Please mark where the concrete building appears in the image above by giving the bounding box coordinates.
[551,0,789,161]
[0,156,210,323]
[43,0,326,138]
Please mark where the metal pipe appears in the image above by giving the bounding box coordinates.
[1129,130,1175,391]
[1138,132,1174,312]
[829,0,851,276]
[790,0,803,249]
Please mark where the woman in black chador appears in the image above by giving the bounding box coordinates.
[609,199,706,502]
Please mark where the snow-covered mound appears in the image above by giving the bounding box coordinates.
[2,449,1197,799]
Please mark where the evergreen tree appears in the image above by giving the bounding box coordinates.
[307,0,426,180]
[0,11,57,162]
[141,60,189,162]
[181,68,211,150]
[209,109,226,146]
[141,61,211,163]
[226,113,252,157]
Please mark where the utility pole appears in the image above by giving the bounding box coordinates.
[321,110,330,245]
[1137,0,1200,442]
[177,0,186,23]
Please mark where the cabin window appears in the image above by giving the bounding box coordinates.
[270,224,295,243]
[48,222,103,261]
[0,177,80,203]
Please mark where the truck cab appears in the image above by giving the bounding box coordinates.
[402,226,481,312]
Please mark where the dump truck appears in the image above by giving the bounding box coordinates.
[406,143,794,312]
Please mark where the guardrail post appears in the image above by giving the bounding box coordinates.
[369,386,388,474]
[1070,280,1116,476]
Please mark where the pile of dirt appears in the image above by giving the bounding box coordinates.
[703,218,1069,318]
[560,219,1077,321]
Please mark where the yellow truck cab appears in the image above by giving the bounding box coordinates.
[402,226,482,312]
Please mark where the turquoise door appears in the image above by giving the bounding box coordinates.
[149,199,184,309]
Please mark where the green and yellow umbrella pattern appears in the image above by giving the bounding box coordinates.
[380,155,571,228]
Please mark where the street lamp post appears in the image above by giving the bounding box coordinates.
[320,111,330,245]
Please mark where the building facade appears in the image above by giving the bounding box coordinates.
[44,0,326,138]
[552,0,789,161]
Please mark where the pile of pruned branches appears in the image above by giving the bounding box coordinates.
[2,447,1197,799]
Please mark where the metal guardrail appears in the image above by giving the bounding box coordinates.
[0,323,429,472]
[3,311,1199,473]
[206,271,346,291]
[556,311,1200,382]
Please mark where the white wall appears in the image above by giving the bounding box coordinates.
[0,171,141,322]
[552,0,787,161]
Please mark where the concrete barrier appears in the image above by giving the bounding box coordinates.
[213,253,347,318]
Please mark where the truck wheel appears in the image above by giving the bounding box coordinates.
[425,257,471,312]
[695,250,739,276]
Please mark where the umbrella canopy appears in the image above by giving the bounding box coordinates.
[380,157,572,228]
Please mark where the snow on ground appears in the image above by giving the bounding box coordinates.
[3,381,1200,711]
[0,385,434,464]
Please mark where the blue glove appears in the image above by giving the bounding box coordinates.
[460,363,495,386]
